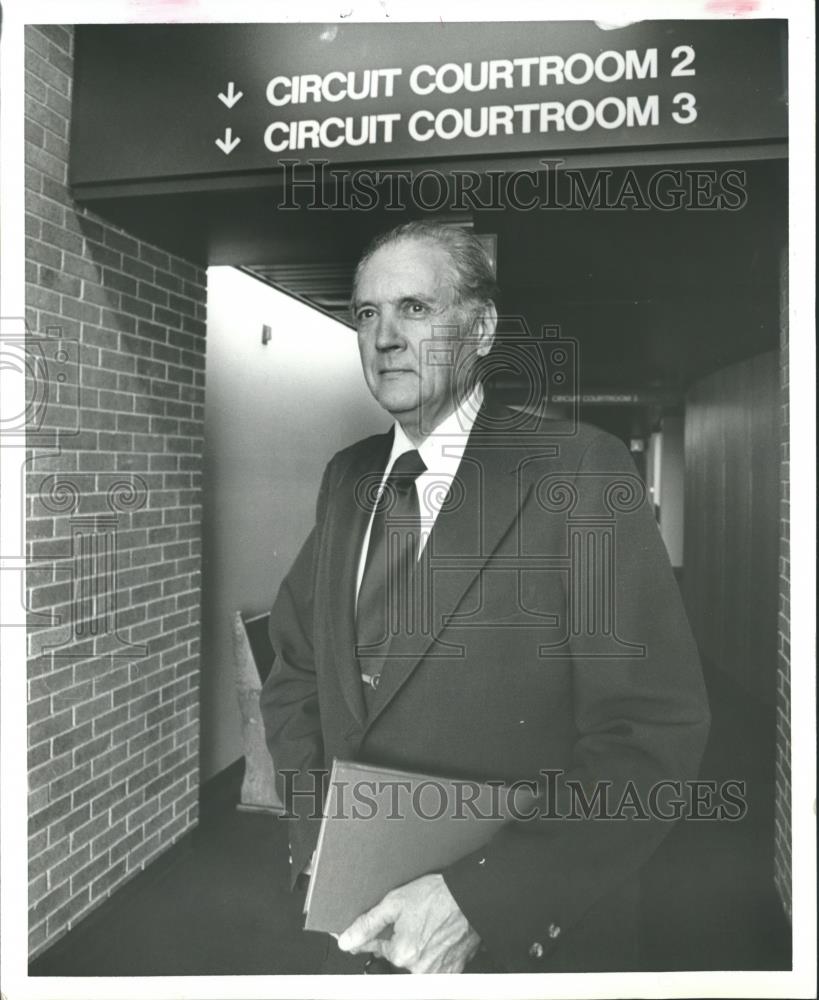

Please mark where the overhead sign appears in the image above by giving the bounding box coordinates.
[70,21,786,186]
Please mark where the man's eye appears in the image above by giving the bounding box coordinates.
[356,308,375,322]
[406,301,428,315]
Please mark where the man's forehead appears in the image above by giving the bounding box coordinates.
[355,238,455,300]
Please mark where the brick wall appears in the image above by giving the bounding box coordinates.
[773,248,791,921]
[25,25,206,957]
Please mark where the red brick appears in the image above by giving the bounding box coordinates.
[140,244,170,270]
[122,255,155,282]
[27,191,65,225]
[26,26,204,951]
[90,779,128,817]
[110,828,142,864]
[30,878,72,924]
[127,761,161,795]
[91,818,128,855]
[91,859,129,899]
[50,844,91,887]
[47,888,92,936]
[74,692,112,725]
[127,797,161,832]
[48,802,92,844]
[50,762,93,801]
[71,812,113,851]
[174,788,198,817]
[120,294,153,320]
[85,239,122,269]
[71,851,112,893]
[40,219,83,254]
[29,920,49,956]
[71,766,111,805]
[105,229,140,257]
[110,716,148,747]
[102,308,136,334]
[127,832,162,872]
[51,680,94,712]
[28,707,73,747]
[29,836,70,882]
[93,704,130,736]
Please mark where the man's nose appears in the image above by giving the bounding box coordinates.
[374,312,404,351]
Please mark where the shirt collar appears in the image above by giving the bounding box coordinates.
[390,384,484,476]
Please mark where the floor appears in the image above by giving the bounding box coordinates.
[30,664,792,976]
[639,665,792,971]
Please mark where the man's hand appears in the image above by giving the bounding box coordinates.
[337,873,481,974]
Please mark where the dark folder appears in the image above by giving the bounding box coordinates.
[303,758,514,934]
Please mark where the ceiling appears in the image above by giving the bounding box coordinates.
[237,158,786,400]
[82,156,786,405]
[241,261,356,325]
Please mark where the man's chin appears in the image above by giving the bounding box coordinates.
[372,388,420,416]
[384,404,421,421]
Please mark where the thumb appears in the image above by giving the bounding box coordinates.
[338,896,399,952]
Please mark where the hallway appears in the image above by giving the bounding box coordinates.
[30,662,791,977]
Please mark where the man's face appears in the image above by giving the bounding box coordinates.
[352,238,477,432]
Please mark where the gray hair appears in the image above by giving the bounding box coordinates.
[351,221,498,322]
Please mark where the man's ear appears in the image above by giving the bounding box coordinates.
[474,301,498,357]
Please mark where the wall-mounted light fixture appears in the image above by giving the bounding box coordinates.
[261,324,272,345]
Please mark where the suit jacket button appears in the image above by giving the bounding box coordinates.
[528,941,544,959]
[548,923,561,939]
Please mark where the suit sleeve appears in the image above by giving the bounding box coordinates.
[260,462,331,887]
[442,429,711,970]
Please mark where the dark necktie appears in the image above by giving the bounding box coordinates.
[356,449,426,696]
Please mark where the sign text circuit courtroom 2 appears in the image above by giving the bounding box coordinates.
[70,20,786,185]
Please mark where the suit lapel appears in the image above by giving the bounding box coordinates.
[326,429,393,728]
[363,416,534,731]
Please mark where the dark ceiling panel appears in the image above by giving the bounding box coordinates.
[82,156,785,396]
[232,158,786,393]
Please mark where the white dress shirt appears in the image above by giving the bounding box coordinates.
[354,385,484,603]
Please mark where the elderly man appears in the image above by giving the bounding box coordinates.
[260,221,710,974]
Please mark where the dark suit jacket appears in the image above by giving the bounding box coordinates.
[260,405,710,972]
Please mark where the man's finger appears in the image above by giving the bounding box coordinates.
[337,897,398,952]
[373,933,409,971]
[361,936,391,962]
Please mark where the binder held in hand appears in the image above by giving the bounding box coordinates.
[304,758,515,934]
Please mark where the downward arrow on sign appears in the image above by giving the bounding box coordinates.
[218,82,244,108]
[215,128,241,155]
